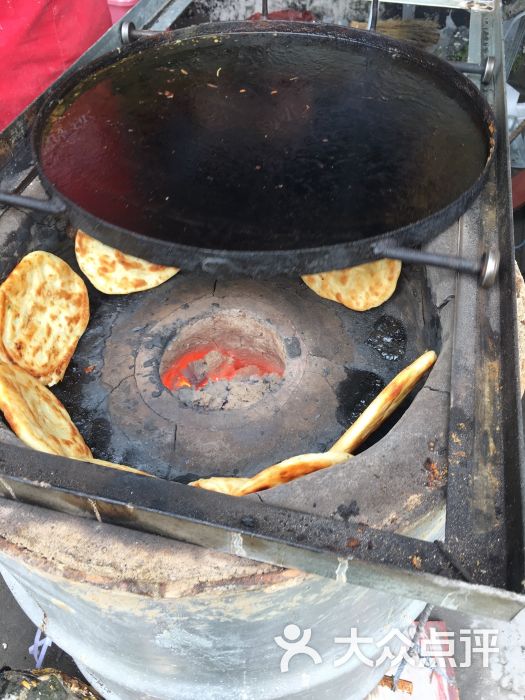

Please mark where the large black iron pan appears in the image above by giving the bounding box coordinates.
[0,19,497,282]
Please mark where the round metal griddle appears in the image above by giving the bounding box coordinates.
[0,21,496,278]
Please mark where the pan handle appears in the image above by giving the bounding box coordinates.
[372,244,500,288]
[0,192,66,215]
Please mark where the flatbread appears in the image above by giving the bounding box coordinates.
[0,361,155,473]
[0,251,89,386]
[190,476,251,496]
[331,350,437,453]
[191,350,437,496]
[75,230,180,294]
[83,457,154,478]
[0,361,92,459]
[191,452,350,496]
[301,259,402,311]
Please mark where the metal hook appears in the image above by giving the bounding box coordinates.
[367,0,379,31]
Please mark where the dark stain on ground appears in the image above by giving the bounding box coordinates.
[366,315,407,361]
[337,500,360,521]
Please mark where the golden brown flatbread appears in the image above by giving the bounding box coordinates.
[0,361,92,459]
[190,476,251,496]
[83,457,154,478]
[0,251,89,386]
[331,350,437,453]
[301,259,402,311]
[75,230,179,295]
[191,350,437,496]
[191,452,350,496]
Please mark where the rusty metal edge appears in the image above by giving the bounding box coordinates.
[444,7,525,595]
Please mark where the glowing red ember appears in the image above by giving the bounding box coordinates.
[162,344,284,391]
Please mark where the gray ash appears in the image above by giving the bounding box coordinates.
[177,371,283,411]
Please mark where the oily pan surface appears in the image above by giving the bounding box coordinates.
[38,29,490,253]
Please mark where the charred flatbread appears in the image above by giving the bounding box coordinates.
[0,251,89,386]
[301,259,402,312]
[75,230,179,295]
[0,361,92,459]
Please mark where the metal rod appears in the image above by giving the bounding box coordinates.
[121,22,163,43]
[368,0,379,31]
[449,57,496,85]
[261,0,269,18]
[393,603,433,690]
[372,245,500,287]
[0,192,66,215]
[452,61,485,75]
[374,245,479,274]
[130,28,160,38]
[1,441,525,620]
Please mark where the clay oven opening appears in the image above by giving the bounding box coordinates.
[159,311,286,410]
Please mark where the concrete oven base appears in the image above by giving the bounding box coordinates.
[0,500,443,700]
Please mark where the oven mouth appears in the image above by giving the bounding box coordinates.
[159,310,286,410]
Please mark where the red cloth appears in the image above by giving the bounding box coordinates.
[0,0,111,130]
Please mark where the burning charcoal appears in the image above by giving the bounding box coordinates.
[366,315,407,361]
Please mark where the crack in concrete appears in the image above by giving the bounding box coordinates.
[438,295,455,312]
[94,373,134,411]
[424,385,450,396]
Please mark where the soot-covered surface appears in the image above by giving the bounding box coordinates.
[0,175,451,525]
[48,240,438,481]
